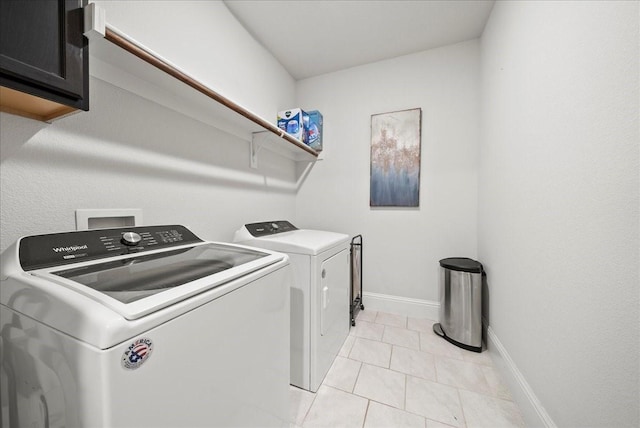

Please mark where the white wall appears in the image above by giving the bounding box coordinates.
[479,1,639,427]
[0,1,297,251]
[295,40,480,311]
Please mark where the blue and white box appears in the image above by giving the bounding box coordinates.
[307,110,323,152]
[277,108,309,143]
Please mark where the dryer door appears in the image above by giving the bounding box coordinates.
[315,248,350,389]
[320,249,349,337]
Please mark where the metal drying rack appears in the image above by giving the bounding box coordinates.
[350,235,364,326]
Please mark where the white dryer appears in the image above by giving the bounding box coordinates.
[0,225,291,428]
[234,221,350,392]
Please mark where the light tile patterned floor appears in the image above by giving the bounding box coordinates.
[290,311,525,428]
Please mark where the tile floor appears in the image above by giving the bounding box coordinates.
[289,310,525,428]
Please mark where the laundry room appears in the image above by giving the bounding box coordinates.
[0,1,638,428]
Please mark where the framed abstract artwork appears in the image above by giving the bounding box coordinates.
[370,108,422,207]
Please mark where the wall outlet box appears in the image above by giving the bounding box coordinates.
[76,208,143,230]
[277,108,309,143]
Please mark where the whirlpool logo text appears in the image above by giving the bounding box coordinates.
[52,245,88,253]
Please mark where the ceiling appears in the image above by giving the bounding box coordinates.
[224,0,495,80]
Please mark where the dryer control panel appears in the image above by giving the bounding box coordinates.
[245,221,298,237]
[18,225,203,271]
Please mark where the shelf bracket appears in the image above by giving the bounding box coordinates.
[250,138,264,169]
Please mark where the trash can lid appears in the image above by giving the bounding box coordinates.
[439,257,483,273]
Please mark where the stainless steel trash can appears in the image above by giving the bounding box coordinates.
[433,257,483,352]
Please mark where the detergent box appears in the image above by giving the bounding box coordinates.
[277,108,309,143]
[307,110,323,152]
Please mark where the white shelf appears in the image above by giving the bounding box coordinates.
[83,4,318,165]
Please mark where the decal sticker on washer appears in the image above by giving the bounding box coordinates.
[122,337,153,370]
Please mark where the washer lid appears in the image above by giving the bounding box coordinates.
[51,243,266,302]
[30,242,282,320]
[239,229,350,255]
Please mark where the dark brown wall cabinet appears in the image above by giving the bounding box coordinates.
[0,0,88,121]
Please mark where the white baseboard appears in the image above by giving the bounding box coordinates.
[486,326,557,428]
[361,292,439,320]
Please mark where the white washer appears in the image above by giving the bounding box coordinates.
[234,221,350,392]
[0,225,291,428]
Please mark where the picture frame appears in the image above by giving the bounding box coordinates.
[370,108,422,207]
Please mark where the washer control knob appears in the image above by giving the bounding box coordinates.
[121,231,142,246]
[271,222,279,231]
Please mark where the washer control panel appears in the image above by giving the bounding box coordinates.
[245,221,297,237]
[19,225,202,271]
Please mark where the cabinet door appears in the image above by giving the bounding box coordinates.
[0,0,88,110]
